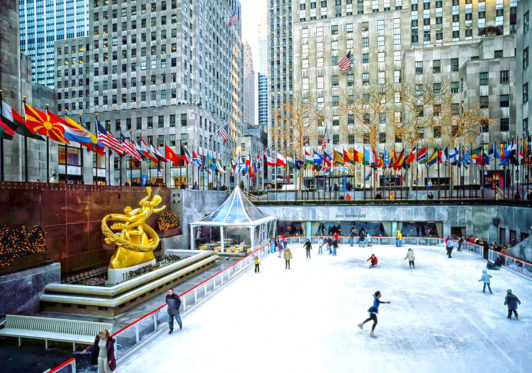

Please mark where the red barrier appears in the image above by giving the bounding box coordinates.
[48,357,75,373]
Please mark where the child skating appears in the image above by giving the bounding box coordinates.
[478,269,492,294]
[254,256,260,273]
[358,291,391,337]
[367,254,378,268]
[504,289,521,319]
[404,249,415,268]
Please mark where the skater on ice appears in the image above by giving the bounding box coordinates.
[367,254,378,268]
[478,269,493,294]
[254,256,260,273]
[445,236,454,258]
[404,248,415,268]
[318,236,324,255]
[284,246,293,270]
[504,289,521,319]
[396,230,403,247]
[165,288,182,333]
[304,239,312,259]
[358,290,391,337]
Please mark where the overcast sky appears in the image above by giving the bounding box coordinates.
[240,0,267,72]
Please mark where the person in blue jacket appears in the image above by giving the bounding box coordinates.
[478,269,493,294]
[504,289,521,319]
[358,291,391,337]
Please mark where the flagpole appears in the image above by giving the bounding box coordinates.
[79,113,84,185]
[46,104,50,182]
[437,148,440,200]
[64,109,70,184]
[22,96,29,182]
[0,90,4,181]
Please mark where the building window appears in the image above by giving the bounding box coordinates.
[479,72,489,85]
[500,94,509,108]
[333,134,339,144]
[480,96,489,109]
[332,75,339,87]
[451,58,459,72]
[494,50,503,58]
[331,25,339,35]
[500,70,509,84]
[524,83,529,103]
[500,118,509,131]
[524,47,529,69]
[525,11,530,33]
[332,96,339,106]
[415,61,423,74]
[433,60,441,74]
[451,81,459,93]
[362,53,369,63]
[348,134,355,144]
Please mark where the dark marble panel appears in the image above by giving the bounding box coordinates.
[66,222,90,256]
[43,225,67,261]
[41,189,67,226]
[66,190,90,224]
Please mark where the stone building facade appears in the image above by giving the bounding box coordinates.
[243,40,255,124]
[55,0,244,187]
[516,0,532,137]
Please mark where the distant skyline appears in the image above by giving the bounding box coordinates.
[241,0,266,73]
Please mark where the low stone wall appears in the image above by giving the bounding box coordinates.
[0,262,60,315]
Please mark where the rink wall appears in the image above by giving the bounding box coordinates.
[255,203,531,244]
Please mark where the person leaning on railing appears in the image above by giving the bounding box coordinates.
[83,329,117,373]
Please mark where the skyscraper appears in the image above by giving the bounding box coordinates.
[257,11,268,128]
[243,40,255,124]
[19,0,90,88]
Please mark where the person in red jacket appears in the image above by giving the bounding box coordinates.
[367,254,378,268]
[333,231,339,244]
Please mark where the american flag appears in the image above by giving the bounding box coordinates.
[228,10,238,27]
[337,51,352,71]
[120,133,142,161]
[321,129,328,150]
[219,124,229,144]
[97,122,123,155]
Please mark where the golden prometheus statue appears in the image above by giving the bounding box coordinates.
[102,187,166,270]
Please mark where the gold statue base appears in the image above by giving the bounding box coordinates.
[108,257,156,285]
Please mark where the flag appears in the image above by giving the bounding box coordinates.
[365,170,372,181]
[353,149,363,163]
[276,152,286,167]
[97,122,123,155]
[193,151,202,168]
[406,147,416,164]
[471,147,483,165]
[363,148,371,165]
[47,111,97,151]
[286,153,295,168]
[121,134,142,161]
[0,101,16,139]
[396,150,405,169]
[266,153,277,166]
[165,144,179,167]
[2,101,44,140]
[295,156,304,170]
[333,150,344,164]
[390,148,397,168]
[321,129,328,150]
[428,150,439,166]
[216,160,225,173]
[24,104,69,144]
[228,9,238,26]
[304,151,313,165]
[140,138,158,163]
[344,149,354,164]
[383,148,389,168]
[219,124,229,144]
[133,140,148,161]
[180,144,191,164]
[337,51,352,71]
[206,153,217,170]
[323,151,332,166]
[65,116,104,153]
[152,144,167,162]
[313,151,323,166]
[439,147,448,163]
[448,147,459,164]
[488,144,500,160]
[417,147,427,163]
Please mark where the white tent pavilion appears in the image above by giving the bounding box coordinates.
[190,187,277,253]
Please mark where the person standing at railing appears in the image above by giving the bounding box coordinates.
[254,256,260,273]
[359,231,366,248]
[478,269,493,294]
[318,236,324,255]
[166,288,182,334]
[504,289,521,319]
[396,231,403,247]
[457,236,464,252]
[350,227,356,247]
[304,239,312,259]
[83,329,116,373]
[281,234,287,250]
[269,237,276,253]
[284,247,293,270]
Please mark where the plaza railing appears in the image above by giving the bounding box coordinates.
[45,244,270,373]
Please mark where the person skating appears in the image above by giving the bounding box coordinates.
[366,233,372,247]
[367,254,378,268]
[404,248,415,268]
[332,239,338,256]
[304,239,312,259]
[358,291,391,337]
[254,256,260,273]
[478,269,493,294]
[328,236,333,255]
[166,288,182,333]
[284,247,293,269]
[446,237,454,258]
[396,230,403,247]
[504,289,521,319]
[318,236,324,255]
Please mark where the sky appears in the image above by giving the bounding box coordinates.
[240,0,267,72]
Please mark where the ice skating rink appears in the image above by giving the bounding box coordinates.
[117,244,531,373]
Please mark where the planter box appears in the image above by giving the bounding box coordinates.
[0,253,49,275]
[158,227,182,238]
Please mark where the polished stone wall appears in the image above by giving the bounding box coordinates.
[0,182,170,274]
[0,262,60,315]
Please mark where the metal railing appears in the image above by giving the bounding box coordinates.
[45,244,270,373]
[286,235,445,247]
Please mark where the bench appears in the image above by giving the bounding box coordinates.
[0,314,113,351]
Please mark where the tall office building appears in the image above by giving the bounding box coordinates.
[292,0,517,177]
[56,0,244,186]
[517,0,531,137]
[18,0,89,88]
[268,0,292,152]
[243,40,255,124]
[257,11,268,127]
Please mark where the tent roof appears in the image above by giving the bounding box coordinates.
[192,186,275,227]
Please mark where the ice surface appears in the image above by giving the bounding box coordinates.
[117,244,531,373]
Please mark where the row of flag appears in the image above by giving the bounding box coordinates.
[262,140,531,173]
